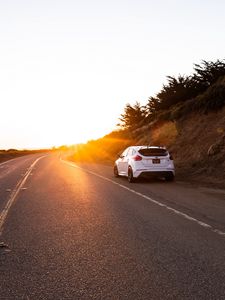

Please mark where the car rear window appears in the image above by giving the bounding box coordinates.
[138,148,168,156]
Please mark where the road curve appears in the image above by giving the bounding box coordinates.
[0,154,225,299]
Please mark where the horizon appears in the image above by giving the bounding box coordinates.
[1,0,225,149]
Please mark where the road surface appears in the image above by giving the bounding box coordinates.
[0,154,225,299]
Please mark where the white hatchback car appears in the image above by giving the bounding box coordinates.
[114,146,175,182]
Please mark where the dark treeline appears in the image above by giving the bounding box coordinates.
[0,149,50,163]
[119,59,225,130]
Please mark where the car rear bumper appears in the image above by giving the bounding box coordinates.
[133,169,175,178]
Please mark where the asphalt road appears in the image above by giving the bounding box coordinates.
[0,154,225,299]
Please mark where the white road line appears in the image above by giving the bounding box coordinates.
[61,159,225,238]
[0,158,18,167]
[0,155,47,235]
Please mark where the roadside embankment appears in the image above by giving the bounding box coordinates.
[68,107,225,189]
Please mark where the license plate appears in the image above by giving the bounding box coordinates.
[152,158,160,164]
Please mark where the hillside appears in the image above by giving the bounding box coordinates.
[68,110,224,189]
[68,61,225,188]
[137,108,225,187]
[68,106,224,187]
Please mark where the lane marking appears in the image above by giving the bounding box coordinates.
[61,159,225,238]
[0,155,47,235]
[0,157,19,167]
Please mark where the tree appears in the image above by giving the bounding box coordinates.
[145,60,225,114]
[145,96,160,119]
[193,59,225,89]
[118,102,145,130]
[148,75,200,111]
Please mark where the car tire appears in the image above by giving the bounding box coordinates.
[165,173,175,182]
[128,167,135,183]
[114,165,119,177]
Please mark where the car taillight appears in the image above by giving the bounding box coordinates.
[133,155,142,161]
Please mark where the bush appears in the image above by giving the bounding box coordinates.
[161,79,225,121]
[196,84,225,113]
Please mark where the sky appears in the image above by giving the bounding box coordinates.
[0,0,225,149]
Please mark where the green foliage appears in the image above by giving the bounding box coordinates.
[193,60,225,89]
[119,59,225,126]
[145,96,160,119]
[168,81,225,120]
[194,83,225,113]
[155,75,200,110]
[118,101,145,130]
[147,60,225,114]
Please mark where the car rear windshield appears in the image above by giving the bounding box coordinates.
[138,148,168,157]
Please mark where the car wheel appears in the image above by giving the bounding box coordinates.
[128,167,135,183]
[114,165,119,177]
[165,173,174,182]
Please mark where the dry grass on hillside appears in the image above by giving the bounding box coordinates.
[136,121,178,147]
[68,108,225,188]
[172,108,225,186]
[68,137,132,164]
